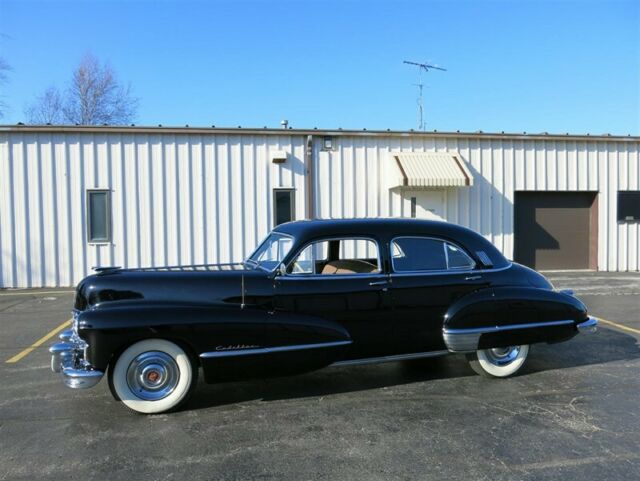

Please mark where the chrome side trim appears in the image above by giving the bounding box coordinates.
[577,317,598,333]
[199,340,352,359]
[442,331,482,353]
[443,319,575,352]
[330,350,449,367]
[444,319,575,336]
[388,262,513,278]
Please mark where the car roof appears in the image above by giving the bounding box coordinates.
[275,218,467,238]
[273,218,509,269]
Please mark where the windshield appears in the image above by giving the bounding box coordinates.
[246,232,294,271]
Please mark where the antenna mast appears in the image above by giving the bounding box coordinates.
[403,60,446,131]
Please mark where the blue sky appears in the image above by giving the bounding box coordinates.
[1,0,638,134]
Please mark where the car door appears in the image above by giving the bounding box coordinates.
[271,237,393,360]
[389,236,490,353]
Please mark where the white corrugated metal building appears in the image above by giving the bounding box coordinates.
[1,125,639,288]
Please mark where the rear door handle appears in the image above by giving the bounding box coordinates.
[369,280,388,286]
[465,275,482,281]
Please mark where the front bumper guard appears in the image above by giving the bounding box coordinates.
[50,329,104,389]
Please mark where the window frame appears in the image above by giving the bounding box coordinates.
[86,189,112,244]
[390,236,476,274]
[284,236,383,278]
[273,188,296,227]
[246,231,295,272]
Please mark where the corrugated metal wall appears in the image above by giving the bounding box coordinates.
[0,131,306,287]
[1,129,639,288]
[313,135,640,272]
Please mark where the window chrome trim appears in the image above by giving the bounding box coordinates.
[284,236,383,278]
[389,262,513,278]
[390,235,476,274]
[246,231,295,272]
[200,340,352,359]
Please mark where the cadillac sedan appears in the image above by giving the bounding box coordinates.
[50,218,597,414]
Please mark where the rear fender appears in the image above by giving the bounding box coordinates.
[443,287,588,352]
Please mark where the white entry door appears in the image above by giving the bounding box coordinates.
[404,190,445,220]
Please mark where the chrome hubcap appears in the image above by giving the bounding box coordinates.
[126,351,180,401]
[484,346,521,366]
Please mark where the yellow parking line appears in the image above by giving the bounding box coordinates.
[597,317,640,335]
[0,290,75,297]
[5,319,72,364]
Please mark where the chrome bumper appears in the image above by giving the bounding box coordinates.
[577,316,598,333]
[50,326,103,389]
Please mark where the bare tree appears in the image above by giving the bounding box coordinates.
[26,53,138,125]
[0,57,10,119]
[25,86,64,124]
[63,54,138,125]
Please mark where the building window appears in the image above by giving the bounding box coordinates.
[273,189,295,226]
[618,191,640,222]
[87,190,111,243]
[410,196,417,218]
[322,136,334,151]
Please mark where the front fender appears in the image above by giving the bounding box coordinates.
[442,287,588,352]
[77,303,271,370]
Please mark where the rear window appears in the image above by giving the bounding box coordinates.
[392,237,475,272]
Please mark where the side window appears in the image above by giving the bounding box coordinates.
[446,243,475,269]
[289,241,329,274]
[392,237,475,272]
[392,238,447,271]
[289,238,380,275]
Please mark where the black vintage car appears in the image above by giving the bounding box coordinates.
[50,218,597,414]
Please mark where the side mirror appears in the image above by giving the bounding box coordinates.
[277,263,287,277]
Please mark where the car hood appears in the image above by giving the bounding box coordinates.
[74,263,269,310]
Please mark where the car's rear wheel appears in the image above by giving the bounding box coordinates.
[108,339,197,414]
[466,344,529,378]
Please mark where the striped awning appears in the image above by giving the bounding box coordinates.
[389,152,473,188]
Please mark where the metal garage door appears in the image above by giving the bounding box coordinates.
[514,192,598,270]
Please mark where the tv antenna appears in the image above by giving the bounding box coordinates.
[403,60,446,130]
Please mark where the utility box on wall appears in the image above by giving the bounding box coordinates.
[271,151,289,164]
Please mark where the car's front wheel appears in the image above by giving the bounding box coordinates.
[108,339,197,414]
[466,345,529,378]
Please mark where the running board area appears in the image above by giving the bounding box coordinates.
[330,350,450,368]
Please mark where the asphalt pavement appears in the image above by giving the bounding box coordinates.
[0,272,639,480]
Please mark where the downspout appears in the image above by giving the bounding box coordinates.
[305,135,315,219]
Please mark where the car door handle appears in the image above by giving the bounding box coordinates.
[369,280,389,286]
[465,275,482,281]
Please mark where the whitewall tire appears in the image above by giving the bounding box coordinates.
[108,339,197,414]
[466,345,530,378]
